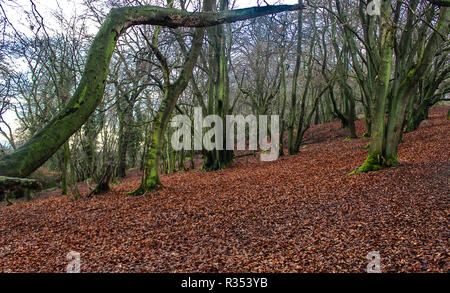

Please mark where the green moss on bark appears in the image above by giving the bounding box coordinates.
[349,153,383,174]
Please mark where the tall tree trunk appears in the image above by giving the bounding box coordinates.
[117,101,135,178]
[288,0,304,155]
[117,125,128,178]
[292,8,319,154]
[130,3,209,195]
[131,83,188,194]
[60,142,70,195]
[201,0,234,171]
[278,48,288,156]
[354,0,394,173]
[384,7,449,165]
[344,86,357,138]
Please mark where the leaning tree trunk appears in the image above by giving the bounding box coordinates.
[130,5,208,196]
[278,48,288,157]
[138,93,171,192]
[0,4,304,178]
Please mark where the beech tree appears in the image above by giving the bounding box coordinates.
[356,0,449,172]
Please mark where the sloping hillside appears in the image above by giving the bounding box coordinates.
[0,107,448,273]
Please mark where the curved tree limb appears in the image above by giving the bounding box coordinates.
[0,4,305,178]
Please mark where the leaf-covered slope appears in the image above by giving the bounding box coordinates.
[0,107,448,272]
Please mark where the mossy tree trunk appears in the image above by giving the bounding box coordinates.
[355,3,449,173]
[202,0,235,171]
[130,72,199,195]
[384,6,449,165]
[405,50,450,132]
[354,0,394,173]
[130,0,211,195]
[0,3,304,178]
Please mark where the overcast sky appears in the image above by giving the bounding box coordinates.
[3,0,299,32]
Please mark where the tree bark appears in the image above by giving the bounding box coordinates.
[202,0,234,171]
[61,142,70,195]
[288,0,304,155]
[384,7,449,165]
[354,0,394,173]
[117,98,135,178]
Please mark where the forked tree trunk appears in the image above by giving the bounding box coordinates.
[354,4,448,173]
[384,7,449,166]
[353,0,394,173]
[201,0,234,171]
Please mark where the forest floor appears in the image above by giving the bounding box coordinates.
[0,107,448,273]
